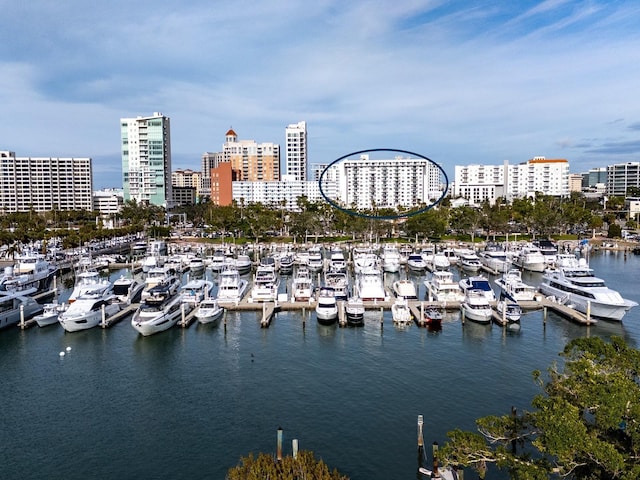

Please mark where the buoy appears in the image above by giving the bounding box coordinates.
[59,351,65,357]
[66,346,72,352]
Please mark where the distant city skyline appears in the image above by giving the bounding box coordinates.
[2,1,640,190]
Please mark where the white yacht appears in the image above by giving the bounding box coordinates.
[195,298,224,325]
[426,253,450,272]
[144,265,179,292]
[112,275,145,306]
[424,271,465,303]
[512,245,546,273]
[0,291,43,330]
[216,266,249,303]
[478,249,511,273]
[234,254,253,275]
[315,287,338,325]
[33,301,67,327]
[391,297,412,326]
[459,252,482,273]
[208,250,227,273]
[250,262,280,302]
[381,245,402,273]
[407,253,427,273]
[324,270,349,301]
[187,256,206,276]
[355,266,386,301]
[496,292,522,325]
[328,248,347,273]
[460,289,493,324]
[495,269,537,302]
[0,252,58,296]
[352,249,379,275]
[539,258,637,321]
[291,267,314,302]
[459,275,496,302]
[59,293,121,332]
[68,267,113,303]
[180,279,214,307]
[345,296,365,327]
[535,239,558,267]
[307,246,324,273]
[131,282,184,336]
[392,279,418,300]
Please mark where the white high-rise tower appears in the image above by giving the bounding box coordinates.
[285,121,307,181]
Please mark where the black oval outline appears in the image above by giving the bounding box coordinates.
[318,148,449,220]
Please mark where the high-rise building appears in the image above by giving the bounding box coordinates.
[172,169,203,198]
[454,157,569,205]
[325,154,444,211]
[285,121,307,181]
[221,128,279,181]
[121,112,172,207]
[0,151,93,213]
[607,162,640,196]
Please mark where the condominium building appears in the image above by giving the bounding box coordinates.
[221,128,280,181]
[232,179,324,212]
[172,169,203,198]
[454,157,570,205]
[0,151,93,213]
[323,154,444,211]
[285,121,307,181]
[121,112,172,207]
[607,162,640,196]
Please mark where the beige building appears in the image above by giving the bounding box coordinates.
[0,151,93,213]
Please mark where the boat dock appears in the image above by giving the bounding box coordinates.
[15,290,597,331]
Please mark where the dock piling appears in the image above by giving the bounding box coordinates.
[19,304,25,329]
[276,426,283,462]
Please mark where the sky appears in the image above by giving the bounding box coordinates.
[2,0,640,189]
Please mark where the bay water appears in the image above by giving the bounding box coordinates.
[1,250,639,479]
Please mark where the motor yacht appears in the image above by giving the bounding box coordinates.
[459,275,496,302]
[459,252,482,273]
[33,301,67,327]
[392,279,418,300]
[324,270,349,301]
[68,267,113,303]
[315,287,338,325]
[538,258,637,321]
[112,275,145,306]
[407,253,427,273]
[495,269,537,301]
[250,262,280,302]
[391,297,412,326]
[180,279,214,307]
[512,245,546,273]
[0,291,43,330]
[478,249,511,273]
[345,297,365,327]
[355,266,386,301]
[131,282,184,336]
[291,266,314,302]
[216,266,249,304]
[328,249,347,273]
[381,245,401,273]
[59,293,121,332]
[195,298,224,326]
[424,271,465,303]
[460,290,493,324]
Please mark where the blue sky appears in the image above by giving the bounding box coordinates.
[2,0,640,189]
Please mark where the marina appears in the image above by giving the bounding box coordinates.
[1,243,639,480]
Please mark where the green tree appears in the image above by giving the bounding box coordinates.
[440,337,640,479]
[226,450,349,480]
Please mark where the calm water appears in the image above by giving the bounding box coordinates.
[1,250,639,480]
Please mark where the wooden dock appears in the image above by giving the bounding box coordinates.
[101,304,138,328]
